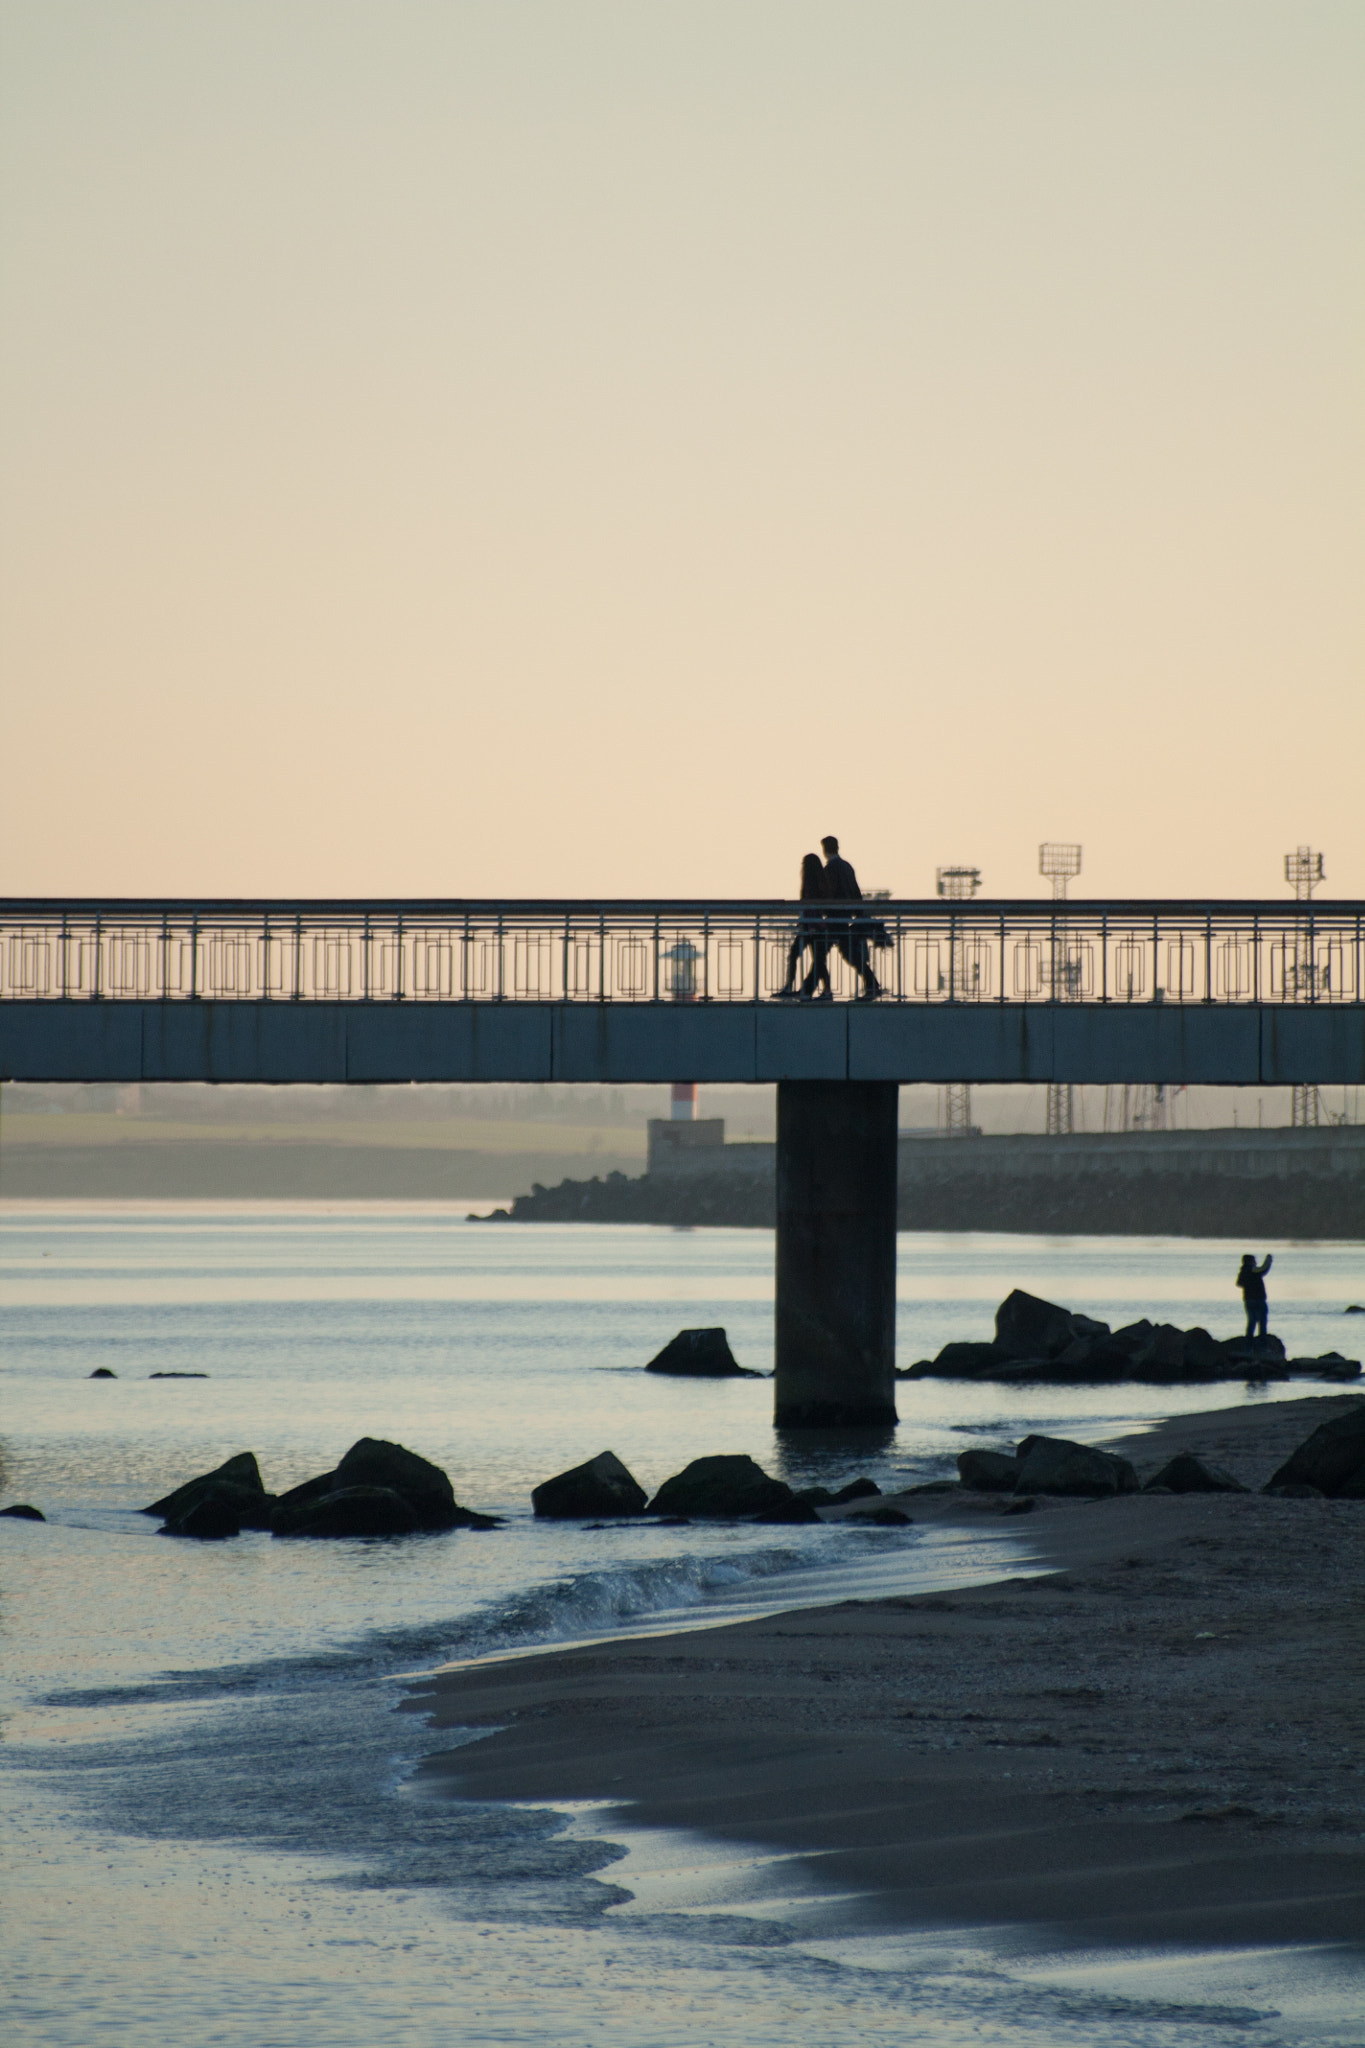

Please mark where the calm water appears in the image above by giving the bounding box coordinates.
[2,1205,1362,2047]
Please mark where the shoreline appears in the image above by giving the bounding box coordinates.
[408,1394,1365,1950]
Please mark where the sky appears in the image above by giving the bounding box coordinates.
[1,1,1360,902]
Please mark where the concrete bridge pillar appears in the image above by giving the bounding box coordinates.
[774,1080,899,1429]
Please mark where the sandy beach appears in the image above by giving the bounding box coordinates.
[409,1395,1365,1951]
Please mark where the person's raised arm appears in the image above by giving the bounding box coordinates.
[1258,1254,1273,1276]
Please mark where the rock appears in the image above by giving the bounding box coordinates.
[1014,1434,1139,1498]
[1142,1453,1248,1494]
[1262,1404,1365,1498]
[798,1478,881,1505]
[1131,1324,1190,1379]
[1110,1319,1157,1353]
[270,1469,339,1517]
[995,1290,1106,1361]
[269,1442,496,1535]
[149,1372,209,1379]
[644,1328,758,1377]
[89,1368,116,1379]
[1223,1332,1288,1363]
[272,1486,421,1538]
[648,1454,798,1520]
[1345,1305,1364,1314]
[144,1452,268,1523]
[895,1360,936,1379]
[1,1503,46,1521]
[1047,1333,1140,1384]
[749,1497,823,1523]
[160,1487,243,1539]
[1265,1482,1326,1499]
[533,1450,647,1519]
[829,1477,881,1504]
[330,1438,464,1527]
[1001,1496,1036,1515]
[957,1448,1019,1492]
[1290,1354,1362,1383]
[1180,1327,1232,1380]
[861,1507,913,1526]
[929,1341,1003,1377]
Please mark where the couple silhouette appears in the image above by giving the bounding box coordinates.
[776,836,883,1002]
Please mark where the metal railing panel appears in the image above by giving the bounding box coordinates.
[0,901,1361,1007]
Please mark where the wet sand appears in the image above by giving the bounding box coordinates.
[408,1395,1365,1949]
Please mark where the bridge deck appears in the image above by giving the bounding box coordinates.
[1,997,1361,1086]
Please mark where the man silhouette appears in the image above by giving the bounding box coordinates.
[812,835,881,1001]
[1237,1252,1273,1344]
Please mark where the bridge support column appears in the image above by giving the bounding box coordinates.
[774,1080,899,1429]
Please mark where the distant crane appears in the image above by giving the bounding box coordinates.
[1039,843,1082,1136]
[1285,846,1326,1127]
[936,866,982,1136]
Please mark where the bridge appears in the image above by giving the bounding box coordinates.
[2,897,1361,1085]
[4,897,1362,1431]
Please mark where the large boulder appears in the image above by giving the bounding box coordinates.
[1262,1404,1365,1498]
[994,1290,1107,1361]
[331,1439,461,1527]
[957,1448,1019,1492]
[159,1487,243,1539]
[1,1503,46,1521]
[144,1452,276,1530]
[533,1450,648,1519]
[648,1454,798,1520]
[273,1486,420,1539]
[644,1328,758,1377]
[1143,1453,1248,1494]
[1014,1434,1138,1498]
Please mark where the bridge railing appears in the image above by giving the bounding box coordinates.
[1,901,1362,1006]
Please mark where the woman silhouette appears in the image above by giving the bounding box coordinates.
[775,853,830,1000]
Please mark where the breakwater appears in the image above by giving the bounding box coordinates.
[494,1126,1365,1237]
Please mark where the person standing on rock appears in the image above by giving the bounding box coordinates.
[1237,1252,1273,1343]
[816,835,882,1001]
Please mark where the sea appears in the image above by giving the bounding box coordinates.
[2,1205,1363,2048]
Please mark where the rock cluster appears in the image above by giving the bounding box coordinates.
[531,1449,823,1522]
[644,1328,760,1377]
[902,1289,1360,1387]
[146,1440,496,1541]
[955,1407,1365,1501]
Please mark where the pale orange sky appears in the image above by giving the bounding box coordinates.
[1,2,1361,901]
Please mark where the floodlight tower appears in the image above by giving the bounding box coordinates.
[936,866,982,1137]
[1039,843,1082,1136]
[1285,846,1324,901]
[1039,842,1082,900]
[1285,846,1326,1127]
